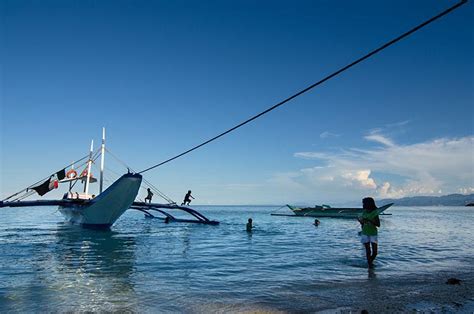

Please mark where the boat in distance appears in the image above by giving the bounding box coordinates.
[273,203,394,218]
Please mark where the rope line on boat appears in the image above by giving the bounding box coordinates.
[105,148,176,204]
[142,178,176,204]
[12,156,90,202]
[76,148,101,177]
[105,148,135,172]
[2,154,90,202]
[14,190,36,202]
[5,149,99,202]
[138,0,467,175]
[270,205,288,214]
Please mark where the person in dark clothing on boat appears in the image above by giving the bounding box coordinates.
[181,190,194,206]
[358,197,381,268]
[145,188,153,203]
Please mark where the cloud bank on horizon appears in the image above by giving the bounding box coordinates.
[291,131,473,201]
[200,125,473,205]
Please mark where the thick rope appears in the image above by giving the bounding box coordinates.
[138,0,467,174]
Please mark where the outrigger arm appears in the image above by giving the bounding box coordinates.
[130,202,219,225]
[0,199,86,208]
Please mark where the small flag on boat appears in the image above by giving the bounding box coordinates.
[31,173,61,196]
[31,179,53,196]
[56,169,66,181]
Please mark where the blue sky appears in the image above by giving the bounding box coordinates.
[1,0,473,205]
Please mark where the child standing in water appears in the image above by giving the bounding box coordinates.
[358,197,380,268]
[246,218,253,232]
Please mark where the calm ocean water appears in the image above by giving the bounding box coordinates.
[0,205,473,312]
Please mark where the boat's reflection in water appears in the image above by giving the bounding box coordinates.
[53,223,137,311]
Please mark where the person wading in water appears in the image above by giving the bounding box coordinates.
[358,197,380,268]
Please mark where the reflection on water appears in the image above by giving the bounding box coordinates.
[55,224,135,277]
[52,224,137,311]
[0,222,137,312]
[368,267,377,279]
[0,206,473,312]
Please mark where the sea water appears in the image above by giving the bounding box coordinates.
[0,206,473,312]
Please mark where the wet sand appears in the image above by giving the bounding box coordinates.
[190,270,474,313]
[315,270,474,313]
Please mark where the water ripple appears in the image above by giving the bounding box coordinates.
[0,206,473,311]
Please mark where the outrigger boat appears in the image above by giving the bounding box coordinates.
[1,173,142,229]
[0,129,218,229]
[271,203,394,218]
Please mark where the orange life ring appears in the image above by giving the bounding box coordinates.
[80,169,93,178]
[66,169,77,179]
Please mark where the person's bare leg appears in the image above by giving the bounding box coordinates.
[370,242,378,266]
[364,243,372,267]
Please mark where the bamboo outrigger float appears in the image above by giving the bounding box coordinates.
[131,202,219,225]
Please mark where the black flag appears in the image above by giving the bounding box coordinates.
[31,179,52,196]
[31,172,60,196]
[56,169,66,181]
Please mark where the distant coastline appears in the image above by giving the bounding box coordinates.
[184,194,474,207]
[192,196,474,207]
[379,193,474,206]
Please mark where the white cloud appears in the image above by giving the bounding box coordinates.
[364,134,395,147]
[294,152,330,160]
[288,135,474,200]
[377,182,397,198]
[386,120,410,128]
[320,131,340,139]
[184,134,473,205]
[459,187,474,194]
[341,170,377,189]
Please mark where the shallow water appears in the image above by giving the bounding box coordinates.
[0,206,473,312]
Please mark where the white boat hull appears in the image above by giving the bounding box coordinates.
[58,173,142,229]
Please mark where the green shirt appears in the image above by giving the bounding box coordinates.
[361,210,379,236]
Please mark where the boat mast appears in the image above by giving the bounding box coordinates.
[100,127,105,194]
[69,162,74,192]
[84,140,94,195]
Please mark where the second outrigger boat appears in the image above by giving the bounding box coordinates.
[272,203,394,218]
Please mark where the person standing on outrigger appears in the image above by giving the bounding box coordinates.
[181,190,194,206]
[358,197,380,268]
[145,188,153,203]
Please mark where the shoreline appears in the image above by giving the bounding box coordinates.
[189,270,474,313]
[317,270,474,313]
